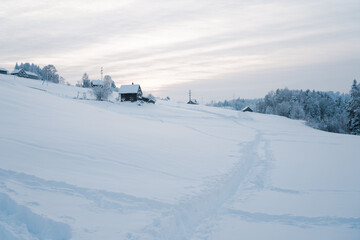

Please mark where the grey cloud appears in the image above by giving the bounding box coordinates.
[1,0,359,100]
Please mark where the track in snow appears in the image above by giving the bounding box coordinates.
[136,112,269,240]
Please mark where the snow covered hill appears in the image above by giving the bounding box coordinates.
[0,75,359,240]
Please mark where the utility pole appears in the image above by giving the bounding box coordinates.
[189,89,191,102]
[101,67,103,81]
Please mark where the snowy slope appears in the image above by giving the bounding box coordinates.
[0,75,359,240]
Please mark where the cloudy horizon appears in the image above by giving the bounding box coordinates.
[1,0,359,101]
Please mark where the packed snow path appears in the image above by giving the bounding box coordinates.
[142,131,265,240]
[0,75,360,239]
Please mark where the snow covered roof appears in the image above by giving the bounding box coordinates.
[25,71,39,77]
[11,69,39,77]
[11,69,22,74]
[91,80,103,86]
[0,67,8,72]
[119,84,141,94]
[242,106,253,112]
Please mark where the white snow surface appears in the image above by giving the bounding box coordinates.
[119,84,141,94]
[0,75,359,240]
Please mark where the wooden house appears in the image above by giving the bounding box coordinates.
[187,99,198,105]
[11,69,40,79]
[119,83,142,102]
[187,90,198,105]
[11,69,28,78]
[242,106,253,112]
[0,67,8,75]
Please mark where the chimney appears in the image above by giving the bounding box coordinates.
[132,82,134,85]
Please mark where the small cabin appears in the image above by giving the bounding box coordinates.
[0,67,8,75]
[187,90,198,105]
[119,83,142,102]
[91,80,103,87]
[187,99,198,105]
[242,106,253,112]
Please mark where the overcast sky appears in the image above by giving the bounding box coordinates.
[1,0,359,101]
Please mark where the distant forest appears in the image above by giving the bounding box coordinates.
[209,80,360,135]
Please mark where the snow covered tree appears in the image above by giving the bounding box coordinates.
[13,62,65,82]
[15,62,42,76]
[82,73,91,88]
[209,98,260,111]
[265,106,274,114]
[211,87,351,134]
[42,65,59,83]
[348,79,360,135]
[91,83,112,101]
[82,73,89,81]
[275,101,291,117]
[23,63,30,71]
[253,88,350,133]
[290,103,305,119]
[104,75,116,88]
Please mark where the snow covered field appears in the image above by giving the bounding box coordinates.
[0,75,359,240]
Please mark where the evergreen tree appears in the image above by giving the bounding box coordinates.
[212,87,350,134]
[82,73,89,81]
[82,73,91,88]
[13,62,63,82]
[348,79,360,135]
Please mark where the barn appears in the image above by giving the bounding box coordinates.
[11,69,40,79]
[26,71,40,80]
[11,69,28,78]
[0,67,8,75]
[119,83,143,102]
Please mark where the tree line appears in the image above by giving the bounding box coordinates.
[208,98,261,112]
[15,62,63,83]
[209,80,360,135]
[79,72,116,88]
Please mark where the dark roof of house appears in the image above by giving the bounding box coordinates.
[11,69,24,74]
[242,106,253,112]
